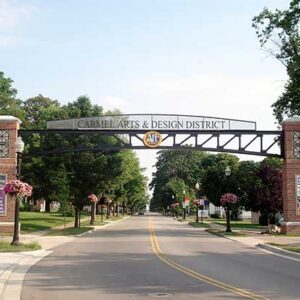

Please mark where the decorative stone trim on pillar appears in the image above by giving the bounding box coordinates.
[281,118,300,234]
[0,116,21,234]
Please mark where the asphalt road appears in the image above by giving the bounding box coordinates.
[21,214,300,300]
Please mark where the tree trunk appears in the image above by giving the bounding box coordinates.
[122,203,125,215]
[225,208,231,232]
[45,199,51,212]
[116,204,119,216]
[74,207,80,228]
[79,209,81,228]
[90,202,95,225]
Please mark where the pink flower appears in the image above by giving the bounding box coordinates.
[88,194,98,203]
[220,193,238,206]
[193,199,201,206]
[4,180,32,197]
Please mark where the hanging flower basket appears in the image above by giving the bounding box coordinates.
[171,202,179,209]
[4,180,32,197]
[220,193,238,206]
[193,199,201,206]
[88,194,98,203]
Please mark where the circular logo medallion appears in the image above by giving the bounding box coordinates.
[143,131,162,148]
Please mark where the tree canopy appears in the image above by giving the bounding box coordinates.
[0,71,148,226]
[150,149,283,223]
[252,0,300,122]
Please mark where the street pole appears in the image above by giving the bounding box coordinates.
[12,140,23,246]
[195,183,200,223]
[183,189,186,220]
[225,166,232,232]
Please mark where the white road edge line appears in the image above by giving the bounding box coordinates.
[257,246,300,263]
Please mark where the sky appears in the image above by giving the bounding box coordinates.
[0,0,291,185]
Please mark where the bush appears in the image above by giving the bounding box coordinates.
[20,202,31,212]
[259,214,268,226]
[210,213,221,219]
[58,205,74,217]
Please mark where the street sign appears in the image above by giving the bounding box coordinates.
[296,175,300,215]
[0,174,7,215]
[185,197,190,206]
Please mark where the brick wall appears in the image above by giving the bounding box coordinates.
[0,116,20,234]
[281,118,300,234]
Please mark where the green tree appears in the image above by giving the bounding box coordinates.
[64,95,103,118]
[255,158,283,225]
[236,160,260,211]
[22,94,65,128]
[252,0,300,122]
[201,154,240,207]
[21,95,69,212]
[0,71,25,120]
[150,149,208,211]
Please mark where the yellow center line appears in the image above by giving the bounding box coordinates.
[148,219,269,300]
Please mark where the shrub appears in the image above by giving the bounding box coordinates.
[58,205,74,217]
[20,202,31,212]
[210,213,221,219]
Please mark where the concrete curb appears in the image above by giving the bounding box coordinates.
[0,250,51,300]
[203,226,300,262]
[257,243,300,261]
[76,215,130,237]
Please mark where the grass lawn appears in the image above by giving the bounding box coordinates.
[46,226,94,236]
[212,221,266,230]
[188,222,210,228]
[108,215,126,221]
[20,212,76,233]
[80,219,108,226]
[0,241,41,252]
[268,243,300,253]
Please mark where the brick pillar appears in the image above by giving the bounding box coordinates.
[0,116,21,234]
[281,118,300,234]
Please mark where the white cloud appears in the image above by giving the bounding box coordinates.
[0,0,35,30]
[126,73,286,129]
[97,96,127,112]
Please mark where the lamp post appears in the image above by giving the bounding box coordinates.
[225,166,232,232]
[195,182,200,223]
[172,195,175,217]
[12,137,25,246]
[225,166,231,177]
[183,189,186,220]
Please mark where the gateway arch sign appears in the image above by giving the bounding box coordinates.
[2,115,300,234]
[47,114,256,131]
[44,114,278,156]
[45,114,278,156]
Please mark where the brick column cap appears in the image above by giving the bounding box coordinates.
[0,116,22,124]
[282,117,300,124]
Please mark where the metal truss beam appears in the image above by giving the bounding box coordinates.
[19,129,283,158]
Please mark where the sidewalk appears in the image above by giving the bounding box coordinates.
[206,222,300,260]
[0,216,127,300]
